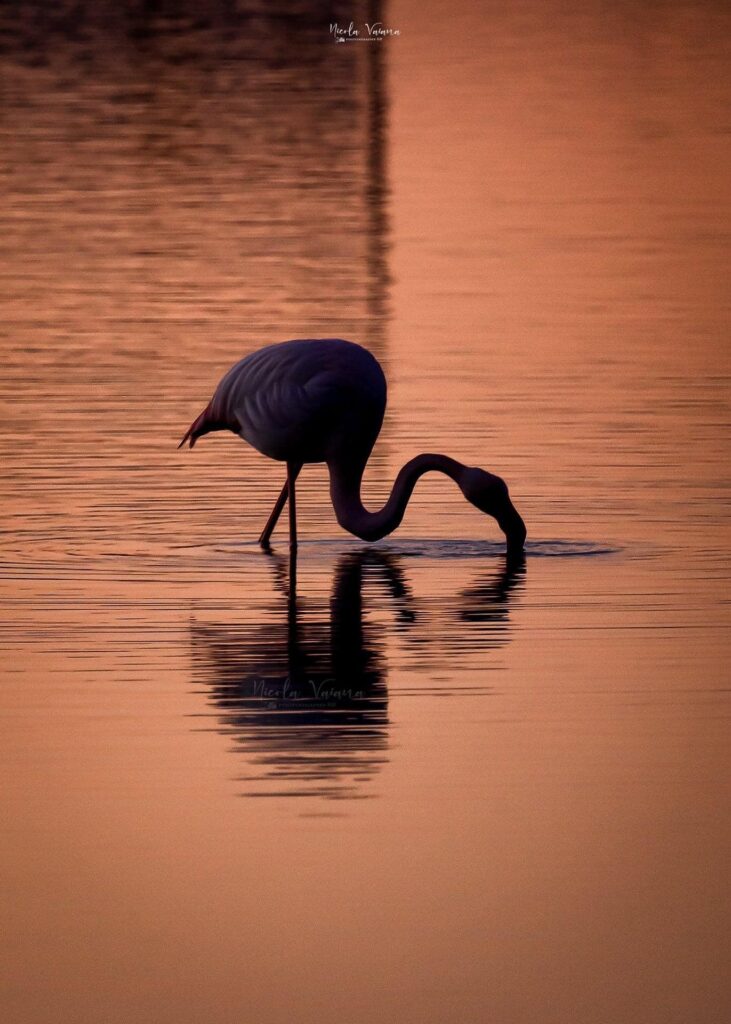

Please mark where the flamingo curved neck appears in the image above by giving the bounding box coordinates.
[328,452,523,548]
[329,453,458,541]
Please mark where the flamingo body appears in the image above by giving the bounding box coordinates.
[212,339,386,465]
[179,338,527,555]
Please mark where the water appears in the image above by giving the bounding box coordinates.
[1,3,729,1022]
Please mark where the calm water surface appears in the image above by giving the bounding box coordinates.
[1,3,729,1022]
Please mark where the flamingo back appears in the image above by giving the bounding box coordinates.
[210,338,387,464]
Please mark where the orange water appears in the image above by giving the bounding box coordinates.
[1,3,729,1022]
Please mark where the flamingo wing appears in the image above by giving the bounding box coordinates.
[213,339,386,463]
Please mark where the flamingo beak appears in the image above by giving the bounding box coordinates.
[495,501,527,557]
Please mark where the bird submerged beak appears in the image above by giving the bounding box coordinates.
[488,482,527,556]
[459,467,527,557]
[497,503,527,559]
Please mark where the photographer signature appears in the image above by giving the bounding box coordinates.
[330,21,401,43]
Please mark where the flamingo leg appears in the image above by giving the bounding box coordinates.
[287,461,302,550]
[258,464,302,548]
[258,480,289,547]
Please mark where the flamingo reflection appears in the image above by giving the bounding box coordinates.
[190,549,525,803]
[190,550,412,802]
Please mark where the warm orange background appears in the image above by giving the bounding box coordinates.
[1,3,729,1022]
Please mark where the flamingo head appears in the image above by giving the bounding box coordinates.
[459,467,527,556]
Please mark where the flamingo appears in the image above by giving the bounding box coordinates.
[178,338,526,555]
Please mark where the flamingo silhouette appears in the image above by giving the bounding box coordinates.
[178,338,526,554]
